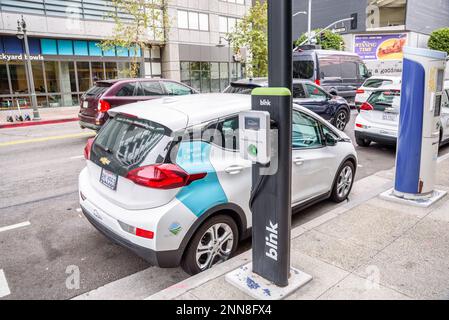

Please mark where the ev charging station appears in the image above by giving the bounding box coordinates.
[381,47,448,207]
[226,0,312,300]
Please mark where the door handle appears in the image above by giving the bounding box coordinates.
[225,165,244,175]
[293,157,304,166]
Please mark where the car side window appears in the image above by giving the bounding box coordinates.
[322,125,339,140]
[443,89,449,108]
[292,110,323,149]
[139,81,164,96]
[164,82,192,95]
[116,82,138,96]
[292,84,306,99]
[305,83,327,100]
[215,116,239,151]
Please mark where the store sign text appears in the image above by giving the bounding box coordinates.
[0,53,44,62]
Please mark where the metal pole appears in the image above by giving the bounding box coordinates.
[307,0,312,44]
[20,17,40,120]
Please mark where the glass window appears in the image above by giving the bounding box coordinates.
[358,63,369,79]
[57,40,73,55]
[293,60,314,79]
[91,62,105,81]
[31,61,45,93]
[116,82,138,96]
[180,62,190,86]
[322,125,339,142]
[9,62,29,94]
[219,16,228,33]
[292,84,306,99]
[116,46,129,57]
[74,40,88,56]
[217,116,239,150]
[341,61,358,79]
[220,62,229,91]
[363,78,393,88]
[28,38,41,55]
[163,81,192,95]
[103,47,116,57]
[41,39,57,55]
[292,111,323,149]
[3,36,23,54]
[188,12,199,29]
[228,18,237,33]
[59,61,77,93]
[211,63,220,93]
[77,62,91,92]
[366,90,401,111]
[105,62,118,80]
[305,83,327,100]
[0,62,9,94]
[199,13,209,31]
[88,41,102,56]
[118,62,131,78]
[44,61,60,93]
[178,10,188,29]
[140,81,164,96]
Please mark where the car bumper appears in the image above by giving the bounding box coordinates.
[79,120,101,131]
[80,205,181,267]
[355,130,397,145]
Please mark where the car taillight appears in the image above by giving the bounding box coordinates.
[360,102,374,111]
[84,138,94,160]
[126,164,207,189]
[98,99,111,113]
[315,79,321,86]
[356,89,365,94]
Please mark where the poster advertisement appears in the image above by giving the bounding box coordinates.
[354,34,407,60]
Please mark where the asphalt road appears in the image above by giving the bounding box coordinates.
[1,112,448,299]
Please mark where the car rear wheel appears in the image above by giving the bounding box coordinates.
[333,109,348,131]
[331,161,355,203]
[356,137,371,147]
[181,215,239,275]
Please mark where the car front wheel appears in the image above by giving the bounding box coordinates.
[331,161,355,203]
[181,215,239,275]
[333,109,349,131]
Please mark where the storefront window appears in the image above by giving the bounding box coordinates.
[0,62,10,95]
[105,62,118,80]
[211,62,220,93]
[32,61,45,93]
[77,62,91,92]
[44,61,60,93]
[181,62,190,86]
[9,62,29,94]
[117,62,131,78]
[220,62,229,91]
[200,62,211,93]
[91,62,105,81]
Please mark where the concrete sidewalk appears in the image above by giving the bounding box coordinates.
[148,155,449,300]
[0,106,79,129]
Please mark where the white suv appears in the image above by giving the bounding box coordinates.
[355,76,402,109]
[79,94,357,274]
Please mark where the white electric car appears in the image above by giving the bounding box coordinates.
[355,84,449,147]
[355,76,402,109]
[79,94,357,275]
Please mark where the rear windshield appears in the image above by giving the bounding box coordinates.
[91,114,172,175]
[293,60,314,79]
[85,83,112,96]
[363,79,393,88]
[223,84,257,94]
[367,90,401,112]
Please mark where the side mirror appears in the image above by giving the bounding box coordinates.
[325,133,338,146]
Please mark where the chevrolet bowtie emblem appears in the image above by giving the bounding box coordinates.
[100,157,111,165]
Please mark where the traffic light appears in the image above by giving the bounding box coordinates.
[351,13,358,30]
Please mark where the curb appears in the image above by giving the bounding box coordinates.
[0,117,79,129]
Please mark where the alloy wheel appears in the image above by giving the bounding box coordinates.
[196,223,234,271]
[336,165,353,198]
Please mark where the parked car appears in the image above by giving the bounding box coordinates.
[78,79,198,131]
[79,93,357,274]
[354,84,449,147]
[293,49,371,104]
[355,76,402,109]
[224,78,351,131]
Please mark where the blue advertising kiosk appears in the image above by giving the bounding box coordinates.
[381,47,447,207]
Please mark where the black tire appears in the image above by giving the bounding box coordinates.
[331,161,355,203]
[333,109,349,131]
[181,215,239,275]
[356,137,371,147]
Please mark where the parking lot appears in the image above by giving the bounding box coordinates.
[1,110,448,300]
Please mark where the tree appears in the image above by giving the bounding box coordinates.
[295,29,345,51]
[230,1,268,78]
[100,0,169,78]
[428,28,449,55]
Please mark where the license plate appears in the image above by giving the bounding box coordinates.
[83,101,89,108]
[382,113,397,121]
[100,168,118,190]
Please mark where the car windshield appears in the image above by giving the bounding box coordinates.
[91,114,172,175]
[363,79,394,88]
[367,90,401,111]
[223,84,257,94]
[293,59,314,79]
[85,83,112,96]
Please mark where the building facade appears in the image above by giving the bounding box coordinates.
[293,0,449,76]
[0,0,251,110]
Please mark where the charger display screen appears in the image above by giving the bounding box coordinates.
[245,117,260,130]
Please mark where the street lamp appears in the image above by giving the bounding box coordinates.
[216,36,232,67]
[16,15,40,120]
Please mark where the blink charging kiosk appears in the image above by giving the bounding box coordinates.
[381,47,448,207]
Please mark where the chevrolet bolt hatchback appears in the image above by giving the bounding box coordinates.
[79,94,357,275]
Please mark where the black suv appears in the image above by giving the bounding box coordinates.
[224,78,351,131]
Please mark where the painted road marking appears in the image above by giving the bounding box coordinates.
[0,221,31,233]
[70,155,85,160]
[0,132,95,148]
[0,269,11,298]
